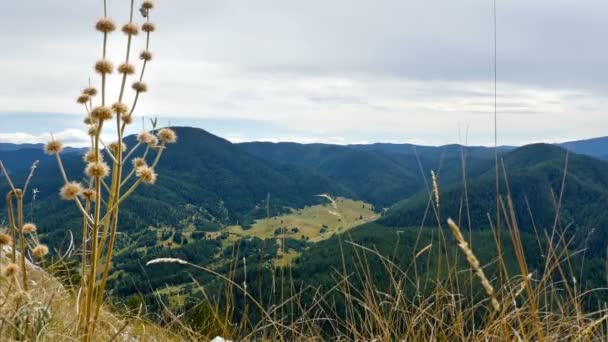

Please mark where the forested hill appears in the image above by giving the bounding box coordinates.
[0,127,350,243]
[380,143,608,256]
[238,141,500,208]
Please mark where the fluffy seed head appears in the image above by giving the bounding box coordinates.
[140,50,153,61]
[81,189,96,202]
[44,140,64,155]
[121,114,134,125]
[60,182,84,200]
[132,157,147,168]
[96,18,116,33]
[95,60,114,74]
[117,63,136,75]
[142,22,156,33]
[108,141,127,153]
[122,23,139,35]
[158,128,177,144]
[0,233,11,245]
[83,116,94,125]
[83,87,98,96]
[86,161,110,178]
[77,94,90,104]
[91,106,113,121]
[136,165,157,184]
[88,126,99,137]
[132,81,148,93]
[32,245,49,258]
[4,263,19,277]
[84,150,102,163]
[137,131,158,146]
[112,102,129,114]
[142,0,154,10]
[23,223,37,234]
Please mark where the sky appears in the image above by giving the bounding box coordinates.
[1,0,607,147]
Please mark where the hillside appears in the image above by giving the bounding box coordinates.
[238,141,498,208]
[561,136,608,160]
[0,127,350,244]
[380,144,608,256]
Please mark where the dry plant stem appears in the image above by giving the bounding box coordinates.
[16,190,28,291]
[6,191,17,263]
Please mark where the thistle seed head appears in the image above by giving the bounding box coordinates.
[95,60,114,74]
[0,233,11,245]
[132,81,148,93]
[132,157,147,168]
[32,245,49,258]
[77,94,90,104]
[88,126,99,137]
[122,23,139,35]
[83,87,98,96]
[23,223,37,234]
[44,140,64,155]
[4,263,19,277]
[60,181,84,200]
[86,161,110,178]
[158,128,177,144]
[108,141,127,153]
[137,131,154,144]
[83,116,95,125]
[117,63,136,75]
[112,102,129,114]
[136,165,157,184]
[142,22,156,33]
[81,189,96,202]
[140,50,153,61]
[84,150,102,163]
[142,0,154,10]
[96,18,116,33]
[91,106,113,121]
[121,114,134,125]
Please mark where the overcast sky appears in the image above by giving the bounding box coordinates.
[1,0,607,146]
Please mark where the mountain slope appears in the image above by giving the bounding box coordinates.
[561,137,608,160]
[0,127,350,243]
[380,144,608,256]
[238,142,498,208]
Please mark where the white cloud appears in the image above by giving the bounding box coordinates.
[0,129,113,147]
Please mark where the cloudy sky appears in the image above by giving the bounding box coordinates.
[1,0,607,146]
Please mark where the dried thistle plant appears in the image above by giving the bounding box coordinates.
[46,0,175,340]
